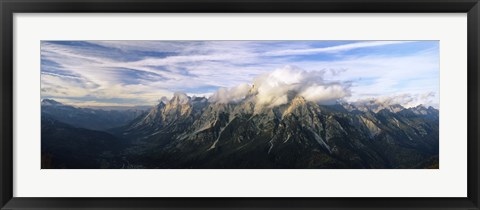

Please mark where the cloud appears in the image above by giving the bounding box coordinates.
[254,66,350,106]
[209,66,350,107]
[88,41,194,53]
[209,84,252,104]
[263,41,413,56]
[353,92,437,108]
[300,85,349,104]
[254,66,307,106]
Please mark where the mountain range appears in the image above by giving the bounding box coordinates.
[41,93,439,169]
[41,99,148,131]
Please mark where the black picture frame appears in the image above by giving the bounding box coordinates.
[1,0,479,209]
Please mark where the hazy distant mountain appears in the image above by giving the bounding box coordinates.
[41,99,149,131]
[81,105,153,111]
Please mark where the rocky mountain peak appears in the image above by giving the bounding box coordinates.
[170,92,190,105]
[283,95,317,118]
[410,104,431,115]
[349,100,406,113]
[290,95,307,105]
[41,99,63,106]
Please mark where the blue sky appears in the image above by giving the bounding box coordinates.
[41,40,439,108]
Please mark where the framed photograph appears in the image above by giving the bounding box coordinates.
[1,0,479,209]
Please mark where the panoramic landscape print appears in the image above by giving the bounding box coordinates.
[41,41,439,169]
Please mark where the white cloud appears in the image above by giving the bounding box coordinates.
[209,66,350,107]
[88,41,193,53]
[209,84,252,104]
[253,66,349,106]
[300,85,348,104]
[353,92,438,108]
[41,74,92,98]
[263,41,413,56]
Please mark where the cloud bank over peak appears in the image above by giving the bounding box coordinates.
[352,92,438,109]
[209,84,252,104]
[209,65,350,107]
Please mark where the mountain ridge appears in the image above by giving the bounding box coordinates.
[113,92,438,169]
[41,99,148,131]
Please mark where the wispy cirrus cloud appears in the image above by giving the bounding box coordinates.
[262,41,412,56]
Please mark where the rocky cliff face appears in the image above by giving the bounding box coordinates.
[118,92,439,169]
